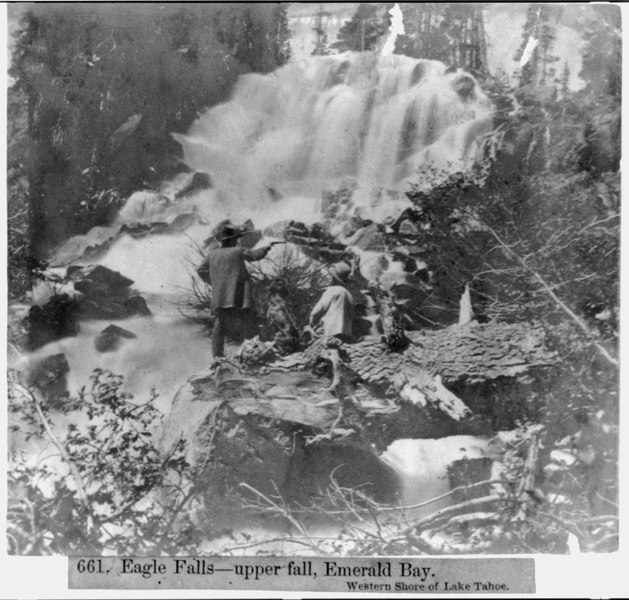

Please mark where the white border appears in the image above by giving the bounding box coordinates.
[1,2,627,597]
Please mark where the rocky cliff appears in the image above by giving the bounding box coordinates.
[160,320,557,530]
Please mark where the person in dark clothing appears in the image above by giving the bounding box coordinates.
[197,224,273,358]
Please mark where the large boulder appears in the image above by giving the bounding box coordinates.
[173,171,212,199]
[160,365,408,531]
[166,212,199,234]
[119,222,171,238]
[283,221,351,263]
[346,223,387,251]
[24,295,81,350]
[65,265,151,319]
[79,294,150,320]
[94,324,137,353]
[67,264,133,297]
[159,320,557,533]
[52,225,121,266]
[25,353,70,403]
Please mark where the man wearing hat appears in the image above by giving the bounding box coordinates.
[198,223,273,358]
[308,261,355,343]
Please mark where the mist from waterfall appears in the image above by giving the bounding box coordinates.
[175,51,493,213]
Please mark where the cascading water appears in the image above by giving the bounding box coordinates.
[28,51,493,401]
[18,50,494,542]
[175,52,493,208]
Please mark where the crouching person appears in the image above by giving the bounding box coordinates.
[308,262,354,344]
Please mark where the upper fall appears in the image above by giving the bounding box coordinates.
[174,51,494,217]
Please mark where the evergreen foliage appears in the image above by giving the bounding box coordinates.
[394,3,487,73]
[332,3,391,53]
[7,4,291,297]
[6,4,621,557]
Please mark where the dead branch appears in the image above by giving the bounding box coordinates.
[239,482,309,540]
[381,479,506,512]
[13,383,91,510]
[394,494,503,539]
[216,534,339,554]
[484,223,618,367]
[516,432,540,519]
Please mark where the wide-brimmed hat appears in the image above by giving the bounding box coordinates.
[215,222,244,242]
[329,262,351,284]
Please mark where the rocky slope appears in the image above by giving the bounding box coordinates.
[160,320,557,528]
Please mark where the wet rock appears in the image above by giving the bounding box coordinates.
[24,295,81,350]
[65,265,150,319]
[451,74,476,100]
[392,244,424,257]
[7,305,30,351]
[411,61,426,86]
[447,457,494,502]
[263,220,292,239]
[26,353,70,402]
[166,212,198,233]
[324,59,351,88]
[95,324,137,353]
[160,319,557,527]
[284,221,350,263]
[286,441,400,505]
[347,223,387,251]
[68,265,134,297]
[52,225,121,266]
[126,295,151,316]
[119,221,170,238]
[160,365,406,528]
[79,294,151,320]
[267,187,283,201]
[174,172,212,199]
[354,195,412,226]
[117,191,170,223]
[398,219,419,237]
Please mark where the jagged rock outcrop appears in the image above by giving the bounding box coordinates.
[23,266,150,351]
[94,324,137,353]
[173,171,212,199]
[24,295,81,350]
[66,264,151,319]
[52,225,121,265]
[160,320,556,525]
[25,353,70,402]
[272,321,556,386]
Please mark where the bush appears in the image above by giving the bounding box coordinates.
[8,369,199,555]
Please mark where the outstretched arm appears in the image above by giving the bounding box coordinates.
[242,242,281,262]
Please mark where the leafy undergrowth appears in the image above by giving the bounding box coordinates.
[7,355,617,556]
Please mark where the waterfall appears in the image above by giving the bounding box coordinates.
[175,51,493,212]
[22,48,496,442]
[18,53,495,531]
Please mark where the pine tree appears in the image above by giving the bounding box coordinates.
[312,4,332,56]
[394,3,487,73]
[332,3,391,53]
[559,62,570,98]
[8,3,292,262]
[514,4,560,87]
[578,4,621,100]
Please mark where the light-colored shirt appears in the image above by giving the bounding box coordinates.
[310,285,354,338]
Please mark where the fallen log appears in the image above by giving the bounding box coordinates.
[159,319,557,530]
